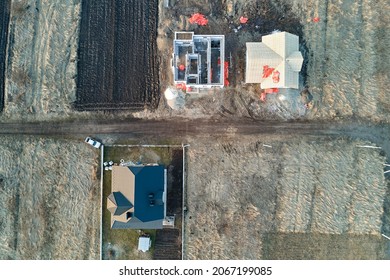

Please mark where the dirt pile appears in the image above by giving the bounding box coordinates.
[0,136,100,259]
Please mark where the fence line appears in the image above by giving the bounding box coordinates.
[181,144,190,260]
[100,145,104,260]
[108,144,182,148]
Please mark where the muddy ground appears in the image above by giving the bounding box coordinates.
[136,0,390,122]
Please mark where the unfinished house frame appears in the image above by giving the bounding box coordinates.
[172,32,225,90]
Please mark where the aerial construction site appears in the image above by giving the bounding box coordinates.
[0,0,389,260]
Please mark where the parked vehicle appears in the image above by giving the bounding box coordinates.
[84,137,102,148]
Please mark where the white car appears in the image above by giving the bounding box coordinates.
[84,137,102,148]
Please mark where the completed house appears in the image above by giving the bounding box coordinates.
[246,31,304,89]
[107,165,167,229]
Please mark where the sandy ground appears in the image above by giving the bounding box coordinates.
[0,136,100,259]
[184,135,389,259]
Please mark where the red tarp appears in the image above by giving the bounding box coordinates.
[262,65,275,78]
[261,88,279,102]
[264,88,279,94]
[240,16,248,24]
[176,83,186,90]
[224,61,229,86]
[312,17,320,23]
[272,70,280,83]
[189,13,208,26]
[179,64,185,71]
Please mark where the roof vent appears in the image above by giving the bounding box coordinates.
[149,200,155,207]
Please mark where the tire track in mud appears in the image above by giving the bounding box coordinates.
[29,0,56,111]
[29,0,41,110]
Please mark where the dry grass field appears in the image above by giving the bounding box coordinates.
[2,0,81,120]
[184,136,390,259]
[0,136,100,259]
[288,0,390,122]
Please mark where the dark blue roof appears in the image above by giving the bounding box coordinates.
[109,192,132,215]
[129,165,165,223]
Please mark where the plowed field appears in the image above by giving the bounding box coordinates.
[75,0,159,111]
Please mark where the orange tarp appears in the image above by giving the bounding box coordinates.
[176,83,186,90]
[189,13,208,26]
[240,16,248,24]
[261,88,279,102]
[272,70,280,83]
[264,88,279,94]
[224,61,229,86]
[262,65,274,78]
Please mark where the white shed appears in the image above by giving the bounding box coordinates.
[138,236,151,252]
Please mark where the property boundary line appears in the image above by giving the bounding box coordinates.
[181,143,189,260]
[108,144,182,148]
[101,143,184,260]
[100,145,104,260]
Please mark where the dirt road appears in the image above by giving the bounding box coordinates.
[0,118,389,160]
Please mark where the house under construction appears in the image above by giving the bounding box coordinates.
[172,32,225,89]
